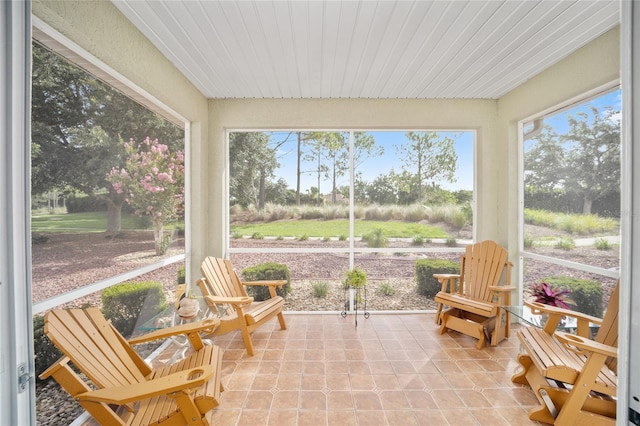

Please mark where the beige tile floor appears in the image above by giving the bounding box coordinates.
[200,313,542,426]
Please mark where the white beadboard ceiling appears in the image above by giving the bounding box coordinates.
[111,0,619,100]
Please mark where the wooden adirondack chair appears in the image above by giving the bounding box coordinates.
[433,240,515,349]
[512,281,619,425]
[197,256,287,356]
[39,307,223,426]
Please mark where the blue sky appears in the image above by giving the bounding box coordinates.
[267,130,474,194]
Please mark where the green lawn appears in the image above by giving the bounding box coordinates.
[31,212,142,232]
[31,212,185,233]
[230,219,449,239]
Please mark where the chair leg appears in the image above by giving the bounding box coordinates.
[240,326,255,356]
[277,312,287,330]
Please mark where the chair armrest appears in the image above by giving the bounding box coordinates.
[526,301,603,337]
[204,295,253,305]
[433,274,460,293]
[524,301,603,324]
[555,331,618,359]
[76,365,213,405]
[242,280,287,288]
[128,318,219,345]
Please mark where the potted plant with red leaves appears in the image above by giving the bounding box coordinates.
[530,282,573,309]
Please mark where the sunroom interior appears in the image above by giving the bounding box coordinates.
[4,0,640,424]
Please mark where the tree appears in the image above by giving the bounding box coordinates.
[31,43,184,232]
[229,132,278,208]
[524,107,620,215]
[524,125,566,191]
[107,138,184,255]
[563,107,620,214]
[395,132,457,202]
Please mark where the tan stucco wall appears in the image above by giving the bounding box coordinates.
[32,0,211,283]
[205,98,499,259]
[497,26,620,295]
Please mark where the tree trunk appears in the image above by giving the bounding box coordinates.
[582,196,593,215]
[105,196,124,233]
[258,170,266,210]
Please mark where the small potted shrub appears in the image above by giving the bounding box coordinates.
[343,266,367,289]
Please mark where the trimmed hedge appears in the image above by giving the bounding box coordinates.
[101,281,167,337]
[540,276,604,318]
[241,262,291,301]
[415,259,459,297]
[33,315,62,380]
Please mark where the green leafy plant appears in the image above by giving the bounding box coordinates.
[33,314,62,379]
[343,266,367,288]
[445,238,457,247]
[298,233,309,241]
[311,281,330,297]
[377,281,395,296]
[362,227,388,248]
[101,281,167,337]
[411,235,425,246]
[523,234,535,248]
[251,232,264,240]
[595,237,612,250]
[554,236,575,250]
[414,259,459,297]
[241,262,291,301]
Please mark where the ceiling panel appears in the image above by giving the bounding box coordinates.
[110,0,620,100]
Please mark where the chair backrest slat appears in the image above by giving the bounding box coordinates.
[45,308,147,388]
[595,281,619,373]
[463,240,509,301]
[201,256,248,298]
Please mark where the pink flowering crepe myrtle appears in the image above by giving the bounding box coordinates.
[107,137,184,255]
[530,282,573,310]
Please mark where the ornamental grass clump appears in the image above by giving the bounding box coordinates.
[530,282,572,310]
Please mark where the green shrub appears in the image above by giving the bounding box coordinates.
[540,276,604,317]
[66,194,108,213]
[276,235,284,241]
[101,281,167,337]
[322,236,331,242]
[231,230,243,239]
[362,227,388,248]
[251,232,264,240]
[554,237,575,251]
[595,238,612,250]
[241,262,291,301]
[298,233,309,241]
[445,238,457,247]
[415,259,459,297]
[343,266,367,288]
[338,234,347,241]
[412,235,425,246]
[523,234,535,248]
[33,314,62,379]
[377,281,395,296]
[177,266,186,284]
[311,281,330,297]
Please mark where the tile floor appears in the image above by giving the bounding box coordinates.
[198,312,542,425]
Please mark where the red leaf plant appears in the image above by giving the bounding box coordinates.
[530,282,573,310]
